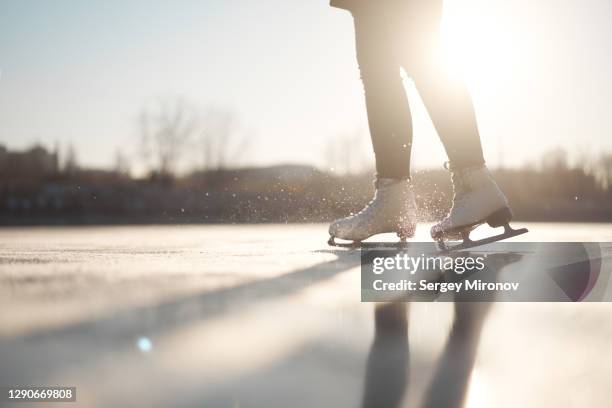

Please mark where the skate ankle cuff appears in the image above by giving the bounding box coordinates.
[445,162,487,173]
[374,177,411,189]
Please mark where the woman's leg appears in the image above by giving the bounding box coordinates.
[353,9,413,179]
[395,1,521,244]
[398,0,485,169]
[328,7,418,244]
[411,60,486,169]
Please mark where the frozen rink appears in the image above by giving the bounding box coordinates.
[1,223,612,408]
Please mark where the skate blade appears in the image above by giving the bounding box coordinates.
[328,236,410,249]
[437,226,529,252]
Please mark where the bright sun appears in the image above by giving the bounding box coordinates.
[440,3,517,88]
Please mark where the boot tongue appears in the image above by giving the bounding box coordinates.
[451,168,470,198]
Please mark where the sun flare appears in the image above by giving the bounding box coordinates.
[441,4,517,87]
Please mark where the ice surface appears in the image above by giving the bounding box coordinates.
[0,223,611,407]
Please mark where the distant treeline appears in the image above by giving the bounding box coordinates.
[1,161,612,225]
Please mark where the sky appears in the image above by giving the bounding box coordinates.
[1,0,612,173]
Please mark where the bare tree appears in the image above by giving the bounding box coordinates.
[114,149,130,177]
[139,97,197,177]
[325,129,370,175]
[595,153,612,189]
[198,107,251,171]
[540,147,568,171]
[63,143,79,175]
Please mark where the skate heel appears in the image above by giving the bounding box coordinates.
[397,224,416,242]
[486,207,513,228]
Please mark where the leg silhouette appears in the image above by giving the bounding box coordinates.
[353,8,413,179]
[421,301,490,408]
[361,303,409,408]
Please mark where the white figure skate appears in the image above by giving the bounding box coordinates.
[431,164,528,251]
[328,178,417,248]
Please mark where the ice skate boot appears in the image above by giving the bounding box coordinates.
[328,178,417,247]
[431,164,528,251]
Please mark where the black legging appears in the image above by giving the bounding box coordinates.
[349,0,485,179]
